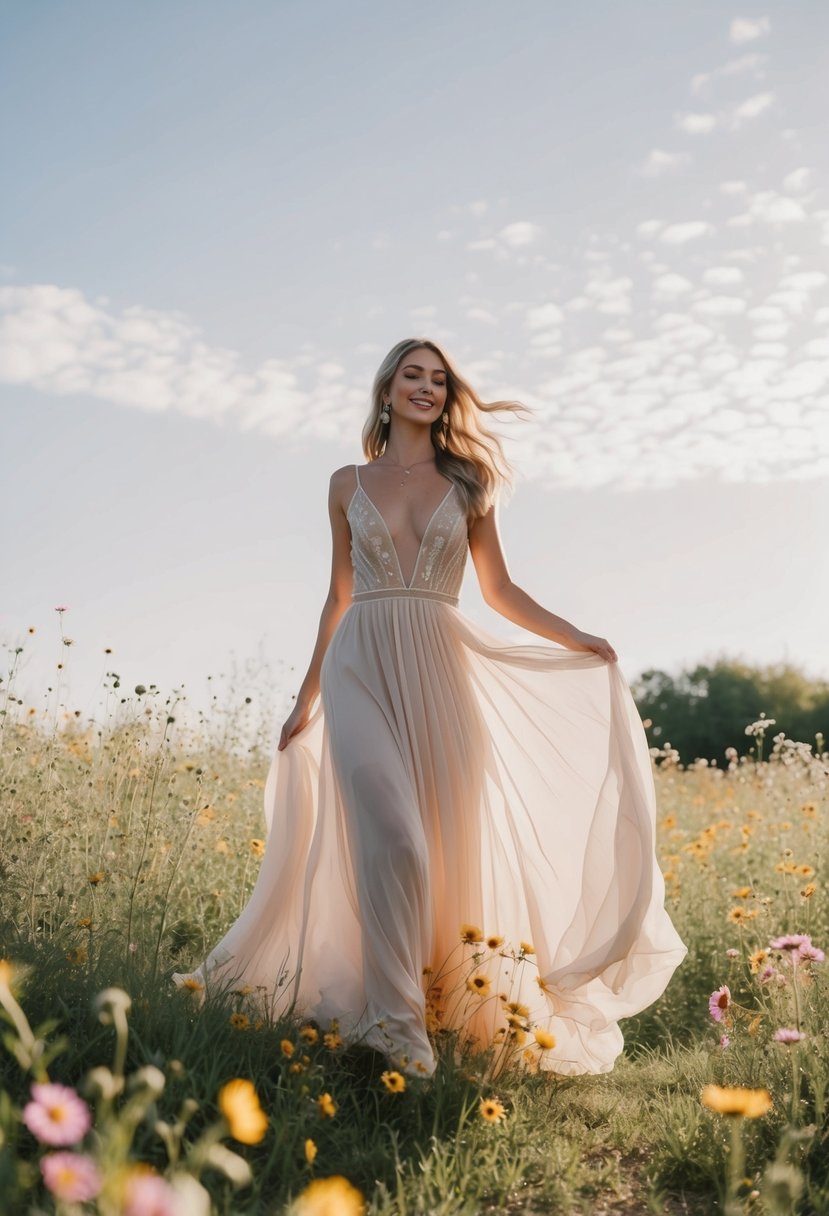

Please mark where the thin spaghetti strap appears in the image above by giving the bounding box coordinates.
[354,463,362,490]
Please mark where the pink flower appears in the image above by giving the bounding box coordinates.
[123,1173,178,1216]
[40,1152,102,1202]
[719,1033,730,1048]
[798,942,825,963]
[725,948,739,959]
[769,933,811,952]
[773,1028,806,1044]
[22,1082,91,1146]
[708,985,731,1022]
[758,965,778,984]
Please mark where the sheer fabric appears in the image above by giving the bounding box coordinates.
[173,465,687,1076]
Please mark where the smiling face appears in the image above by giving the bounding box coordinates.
[384,346,448,425]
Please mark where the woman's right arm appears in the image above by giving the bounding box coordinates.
[277,466,355,751]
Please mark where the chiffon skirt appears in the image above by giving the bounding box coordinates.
[173,597,687,1077]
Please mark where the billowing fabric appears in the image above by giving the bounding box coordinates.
[173,465,687,1076]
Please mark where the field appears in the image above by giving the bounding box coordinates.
[1,650,827,1215]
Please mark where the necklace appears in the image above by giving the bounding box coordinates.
[377,454,436,487]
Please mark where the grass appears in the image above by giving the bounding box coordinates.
[1,633,827,1214]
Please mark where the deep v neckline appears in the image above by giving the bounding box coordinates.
[353,478,454,590]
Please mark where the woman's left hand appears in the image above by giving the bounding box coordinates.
[568,630,618,663]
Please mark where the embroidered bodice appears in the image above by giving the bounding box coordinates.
[347,465,468,605]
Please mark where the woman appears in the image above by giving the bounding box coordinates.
[173,338,687,1079]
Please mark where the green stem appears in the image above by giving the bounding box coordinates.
[725,1116,746,1216]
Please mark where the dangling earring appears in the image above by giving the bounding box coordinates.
[380,398,391,424]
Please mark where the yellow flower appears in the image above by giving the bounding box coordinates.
[728,906,749,923]
[317,1092,337,1118]
[535,975,551,992]
[281,1039,295,1057]
[300,1025,319,1044]
[505,1001,530,1018]
[749,949,768,974]
[250,838,265,857]
[800,802,817,817]
[486,935,504,949]
[534,1028,556,1050]
[229,1012,250,1031]
[700,1084,773,1118]
[215,839,230,855]
[479,1096,506,1123]
[76,917,92,929]
[218,1078,268,1144]
[87,871,106,885]
[66,945,87,965]
[460,924,483,944]
[519,942,535,955]
[380,1070,406,1093]
[289,1062,305,1074]
[422,964,433,975]
[797,864,814,877]
[466,973,491,997]
[801,883,817,899]
[288,1175,365,1216]
[323,1032,343,1050]
[181,977,204,992]
[731,886,752,899]
[304,1138,318,1164]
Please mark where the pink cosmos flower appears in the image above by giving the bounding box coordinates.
[708,984,731,1022]
[798,942,825,963]
[758,964,778,983]
[773,1028,806,1044]
[22,1082,91,1146]
[123,1173,178,1216]
[40,1152,102,1202]
[769,933,811,952]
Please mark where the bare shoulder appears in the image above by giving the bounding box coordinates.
[328,464,359,516]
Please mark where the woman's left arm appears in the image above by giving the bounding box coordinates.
[468,503,618,663]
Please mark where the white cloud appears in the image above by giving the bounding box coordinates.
[675,111,718,134]
[659,221,713,244]
[641,148,690,177]
[690,53,767,95]
[730,90,775,123]
[729,16,772,44]
[498,221,543,248]
[782,167,813,194]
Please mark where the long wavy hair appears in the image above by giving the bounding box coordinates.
[363,338,533,522]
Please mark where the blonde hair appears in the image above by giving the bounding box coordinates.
[362,338,533,522]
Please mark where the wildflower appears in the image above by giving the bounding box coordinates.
[798,941,825,963]
[801,883,817,899]
[466,973,491,997]
[460,924,483,944]
[479,1096,506,1123]
[215,839,230,855]
[380,1071,406,1093]
[701,1085,773,1118]
[288,1175,365,1216]
[726,948,739,959]
[486,935,504,949]
[749,949,768,974]
[281,1039,295,1058]
[87,871,105,885]
[250,838,265,857]
[304,1138,317,1164]
[76,917,92,929]
[122,1171,178,1216]
[797,864,814,877]
[229,1012,250,1031]
[323,1032,343,1050]
[800,802,817,817]
[519,942,535,955]
[708,985,731,1022]
[728,906,752,924]
[534,1028,556,1050]
[218,1079,268,1144]
[758,964,778,984]
[720,1034,730,1048]
[773,1028,805,1044]
[232,984,255,996]
[769,934,811,953]
[317,1092,337,1118]
[505,1000,530,1018]
[289,1062,305,1074]
[535,975,551,992]
[23,1083,92,1146]
[40,1152,102,1202]
[181,977,204,992]
[66,945,88,965]
[300,1025,319,1044]
[422,965,433,975]
[732,886,752,899]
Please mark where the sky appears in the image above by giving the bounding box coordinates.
[2,1,828,746]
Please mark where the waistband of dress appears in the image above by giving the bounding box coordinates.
[351,587,459,607]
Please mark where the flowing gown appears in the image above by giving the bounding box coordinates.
[173,465,687,1077]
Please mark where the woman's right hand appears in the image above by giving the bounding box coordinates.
[277,699,314,751]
